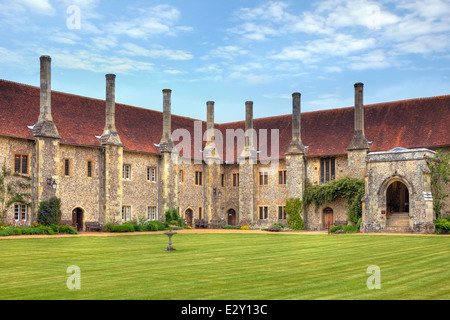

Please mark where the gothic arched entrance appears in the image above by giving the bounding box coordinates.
[228,209,236,226]
[72,207,84,232]
[386,181,410,214]
[185,208,193,227]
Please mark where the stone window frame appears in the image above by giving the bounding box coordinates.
[221,173,225,187]
[179,170,184,184]
[147,206,157,221]
[147,166,157,183]
[278,170,287,185]
[198,207,203,219]
[259,170,269,186]
[195,171,203,186]
[123,164,131,181]
[14,203,28,222]
[86,160,93,178]
[232,172,239,187]
[320,157,336,184]
[278,205,286,220]
[13,153,29,175]
[122,205,131,221]
[64,158,71,177]
[258,206,269,220]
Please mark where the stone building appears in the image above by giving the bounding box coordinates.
[0,56,449,233]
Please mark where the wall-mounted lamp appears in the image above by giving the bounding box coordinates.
[47,177,57,189]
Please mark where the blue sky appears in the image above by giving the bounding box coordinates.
[1,0,449,123]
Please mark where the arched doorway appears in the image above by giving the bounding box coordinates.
[72,208,84,232]
[185,208,193,227]
[323,207,334,230]
[386,181,409,214]
[228,209,236,226]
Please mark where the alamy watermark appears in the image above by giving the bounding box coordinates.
[366,265,381,290]
[67,5,81,30]
[67,265,81,290]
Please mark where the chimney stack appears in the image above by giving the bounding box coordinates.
[347,82,369,150]
[286,92,305,154]
[245,101,254,149]
[159,89,173,151]
[39,55,52,122]
[101,74,122,145]
[206,101,215,145]
[33,55,59,138]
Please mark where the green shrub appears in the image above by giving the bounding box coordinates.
[58,224,78,234]
[13,228,21,235]
[103,222,114,232]
[222,225,235,229]
[330,225,344,233]
[0,228,13,236]
[146,220,165,231]
[343,224,357,233]
[267,225,281,232]
[434,218,450,234]
[21,227,44,235]
[37,196,62,226]
[109,223,135,233]
[133,224,144,232]
[285,198,305,230]
[272,222,286,229]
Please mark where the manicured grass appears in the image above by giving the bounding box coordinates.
[0,233,449,300]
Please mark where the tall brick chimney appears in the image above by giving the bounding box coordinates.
[286,92,305,154]
[159,89,173,152]
[33,55,59,138]
[347,82,369,150]
[101,74,122,145]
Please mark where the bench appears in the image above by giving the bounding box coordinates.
[85,222,102,232]
[194,219,208,229]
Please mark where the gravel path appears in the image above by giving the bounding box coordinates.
[1,228,445,240]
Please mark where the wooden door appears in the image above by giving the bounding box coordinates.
[323,207,333,230]
[228,209,236,226]
[185,209,193,227]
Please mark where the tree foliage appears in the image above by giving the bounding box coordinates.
[37,196,62,226]
[0,162,32,224]
[426,150,450,219]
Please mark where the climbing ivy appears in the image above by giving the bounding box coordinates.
[426,150,450,219]
[303,176,365,224]
[0,162,32,224]
[285,198,304,230]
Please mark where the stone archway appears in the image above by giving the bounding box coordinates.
[227,209,237,226]
[185,208,193,227]
[386,181,410,214]
[72,207,84,232]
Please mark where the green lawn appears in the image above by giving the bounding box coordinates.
[0,232,449,300]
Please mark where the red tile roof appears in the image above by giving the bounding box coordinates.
[1,79,449,161]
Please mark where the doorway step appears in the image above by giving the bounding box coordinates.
[386,212,410,233]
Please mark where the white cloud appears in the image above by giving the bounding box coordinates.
[348,50,390,70]
[107,5,192,38]
[120,43,193,61]
[17,0,55,15]
[48,49,154,74]
[202,46,248,60]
